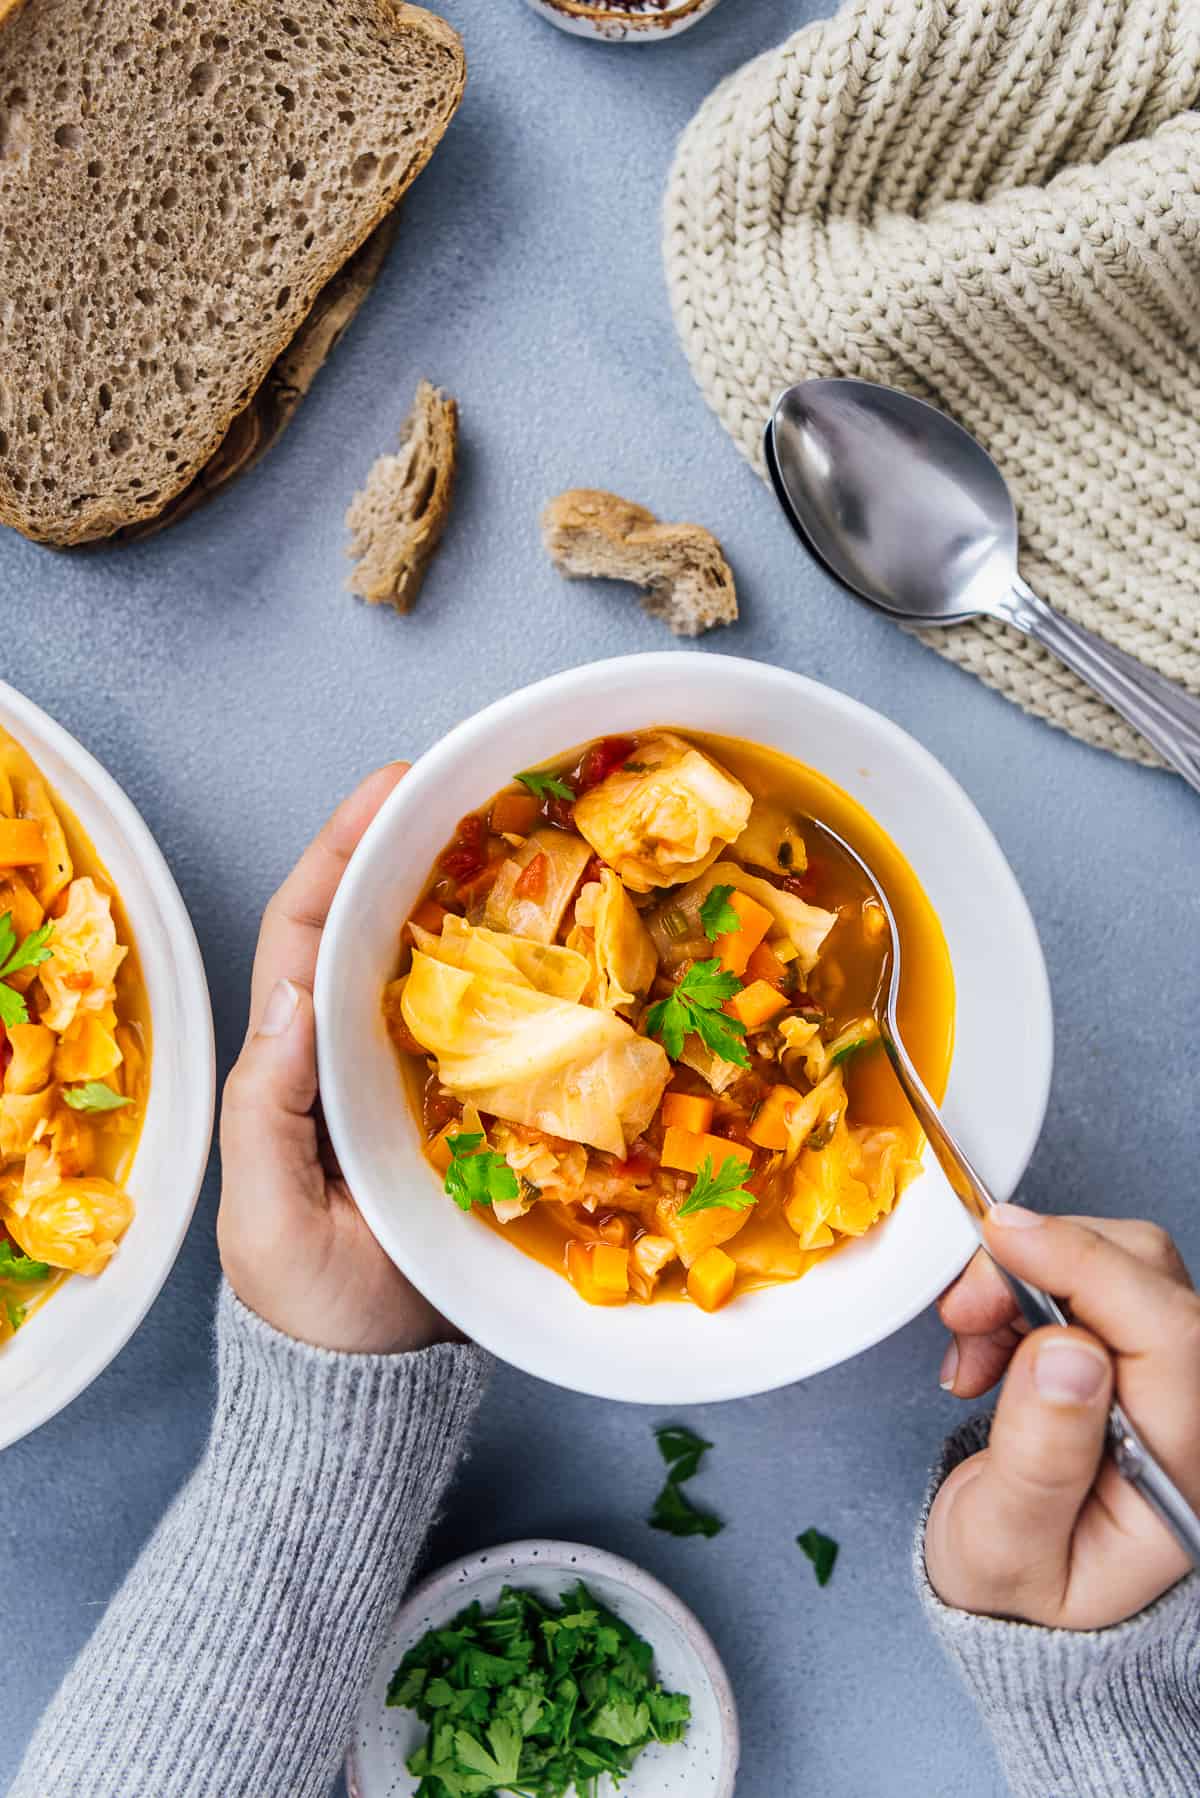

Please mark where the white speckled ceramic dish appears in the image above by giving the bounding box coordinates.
[346,1539,739,1798]
[523,0,725,43]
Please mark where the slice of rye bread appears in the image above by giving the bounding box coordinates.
[0,0,465,545]
[116,211,400,542]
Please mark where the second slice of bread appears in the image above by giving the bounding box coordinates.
[0,0,465,544]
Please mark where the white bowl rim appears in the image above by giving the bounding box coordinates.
[315,651,1052,1403]
[0,680,216,1448]
[346,1536,740,1798]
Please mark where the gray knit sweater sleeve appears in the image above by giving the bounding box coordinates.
[916,1414,1200,1797]
[11,1281,490,1798]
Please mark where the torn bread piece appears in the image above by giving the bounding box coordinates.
[345,381,458,611]
[541,489,737,636]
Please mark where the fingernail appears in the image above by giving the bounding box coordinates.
[1034,1339,1109,1406]
[989,1203,1042,1230]
[259,978,299,1038]
[938,1339,959,1393]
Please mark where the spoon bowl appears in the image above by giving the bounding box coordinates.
[768,378,1200,790]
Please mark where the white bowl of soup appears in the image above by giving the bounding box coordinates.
[0,682,214,1448]
[315,653,1051,1404]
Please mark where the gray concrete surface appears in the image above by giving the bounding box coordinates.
[1,3,1197,1794]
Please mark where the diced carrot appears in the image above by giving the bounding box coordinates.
[715,891,774,975]
[0,819,45,866]
[661,1125,754,1176]
[726,979,789,1031]
[490,790,540,837]
[513,851,549,902]
[748,1084,804,1151]
[407,897,449,939]
[746,940,789,989]
[566,1239,629,1306]
[661,1091,715,1136]
[688,1246,737,1312]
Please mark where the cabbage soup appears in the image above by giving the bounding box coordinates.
[384,729,953,1314]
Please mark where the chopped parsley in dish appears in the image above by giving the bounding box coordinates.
[388,1583,691,1796]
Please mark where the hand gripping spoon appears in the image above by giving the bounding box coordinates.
[798,809,1200,1565]
[767,379,1200,792]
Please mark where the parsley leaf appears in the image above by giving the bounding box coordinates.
[644,958,750,1070]
[677,1154,757,1218]
[515,768,576,802]
[444,1131,519,1213]
[62,1082,131,1113]
[797,1527,839,1586]
[0,1242,50,1282]
[0,914,54,1027]
[699,883,740,941]
[5,1298,25,1333]
[649,1479,724,1539]
[655,1424,711,1484]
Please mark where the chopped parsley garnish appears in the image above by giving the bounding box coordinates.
[0,1242,50,1282]
[655,1424,711,1484]
[649,1479,724,1539]
[698,883,739,941]
[62,1082,131,1113]
[444,1131,520,1213]
[648,1424,724,1539]
[645,959,750,1070]
[797,1527,839,1586]
[388,1582,691,1795]
[515,768,576,802]
[677,1154,757,1218]
[5,1298,25,1333]
[0,914,53,1028]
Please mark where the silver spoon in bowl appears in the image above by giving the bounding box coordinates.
[801,808,1200,1564]
[767,379,1200,792]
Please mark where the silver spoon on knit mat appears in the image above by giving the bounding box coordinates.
[800,807,1200,1568]
[766,378,1200,792]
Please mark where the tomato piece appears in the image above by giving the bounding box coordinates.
[544,792,576,831]
[577,735,636,793]
[513,851,549,902]
[455,862,502,910]
[439,813,487,880]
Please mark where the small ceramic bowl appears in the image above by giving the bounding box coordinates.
[346,1539,739,1798]
[524,0,725,43]
[314,652,1052,1406]
[0,681,215,1449]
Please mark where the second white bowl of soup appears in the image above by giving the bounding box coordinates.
[315,653,1051,1404]
[0,683,214,1448]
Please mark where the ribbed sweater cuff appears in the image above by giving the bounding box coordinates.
[915,1414,1200,1798]
[11,1280,490,1798]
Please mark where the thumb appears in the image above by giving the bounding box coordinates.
[926,1325,1113,1620]
[220,978,319,1183]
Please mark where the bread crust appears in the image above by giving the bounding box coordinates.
[0,1,466,544]
[542,489,738,636]
[345,380,458,610]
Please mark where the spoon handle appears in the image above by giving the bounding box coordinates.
[998,578,1200,792]
[877,1021,1200,1566]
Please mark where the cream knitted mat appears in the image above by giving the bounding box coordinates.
[665,0,1200,765]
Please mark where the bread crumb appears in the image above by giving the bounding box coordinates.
[345,381,458,612]
[541,489,737,636]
